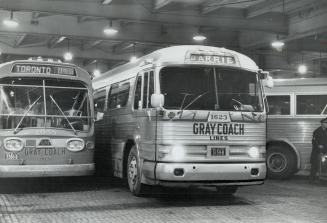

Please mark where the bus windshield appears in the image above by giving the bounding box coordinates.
[0,78,91,131]
[160,66,263,112]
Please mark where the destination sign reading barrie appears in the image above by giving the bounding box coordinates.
[189,54,236,65]
[12,64,76,76]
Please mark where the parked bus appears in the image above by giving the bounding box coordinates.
[0,58,95,177]
[265,77,327,179]
[93,45,270,196]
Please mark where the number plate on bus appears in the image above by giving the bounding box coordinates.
[207,146,229,158]
[208,111,230,122]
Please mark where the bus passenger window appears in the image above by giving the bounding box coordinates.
[118,82,130,107]
[108,84,119,109]
[267,95,290,115]
[143,72,149,109]
[149,71,154,108]
[297,95,327,115]
[134,76,142,109]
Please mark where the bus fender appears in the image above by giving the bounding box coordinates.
[267,138,301,170]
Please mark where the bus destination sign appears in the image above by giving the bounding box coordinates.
[12,64,76,76]
[189,54,236,65]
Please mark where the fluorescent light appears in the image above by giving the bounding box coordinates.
[271,40,285,48]
[64,52,73,61]
[298,64,308,74]
[193,34,206,41]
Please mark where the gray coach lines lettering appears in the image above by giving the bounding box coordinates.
[93,45,273,196]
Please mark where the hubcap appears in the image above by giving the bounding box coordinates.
[128,155,138,186]
[267,152,287,173]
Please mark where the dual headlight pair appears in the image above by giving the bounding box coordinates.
[2,138,93,152]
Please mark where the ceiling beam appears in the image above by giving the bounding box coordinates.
[154,0,174,11]
[81,40,103,50]
[0,0,287,33]
[246,0,325,18]
[14,34,27,47]
[201,0,230,15]
[48,36,66,48]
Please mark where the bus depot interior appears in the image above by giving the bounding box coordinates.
[0,1,327,223]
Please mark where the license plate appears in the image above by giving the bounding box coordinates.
[207,146,229,158]
[208,111,230,122]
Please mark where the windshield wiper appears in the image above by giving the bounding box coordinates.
[14,96,41,134]
[178,91,209,118]
[49,95,77,135]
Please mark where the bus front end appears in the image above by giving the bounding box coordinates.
[0,62,94,177]
[146,65,266,188]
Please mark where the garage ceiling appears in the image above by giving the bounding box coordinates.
[0,0,326,77]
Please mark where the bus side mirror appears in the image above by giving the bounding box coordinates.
[151,93,164,108]
[259,70,274,88]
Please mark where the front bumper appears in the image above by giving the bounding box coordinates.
[144,162,266,187]
[0,163,95,177]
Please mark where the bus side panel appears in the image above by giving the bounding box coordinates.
[267,117,320,170]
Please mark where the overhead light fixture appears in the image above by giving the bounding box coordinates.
[3,11,19,28]
[193,27,207,41]
[63,39,73,61]
[93,69,101,77]
[130,43,137,63]
[102,0,113,4]
[271,40,285,48]
[103,20,118,35]
[298,64,308,75]
[297,54,307,75]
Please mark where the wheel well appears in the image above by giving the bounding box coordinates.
[122,139,135,179]
[267,141,299,171]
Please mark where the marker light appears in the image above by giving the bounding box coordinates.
[66,138,85,152]
[248,146,260,158]
[4,138,24,152]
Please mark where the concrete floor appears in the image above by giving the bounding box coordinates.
[0,176,326,223]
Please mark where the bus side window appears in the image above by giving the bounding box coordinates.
[134,76,142,109]
[266,95,290,115]
[117,82,130,107]
[143,72,149,109]
[108,84,119,109]
[296,95,327,115]
[148,71,154,108]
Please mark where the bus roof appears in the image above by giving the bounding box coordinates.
[0,59,91,85]
[272,78,327,87]
[93,45,259,88]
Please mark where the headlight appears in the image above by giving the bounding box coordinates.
[248,146,260,158]
[66,138,85,152]
[158,145,185,161]
[4,138,24,152]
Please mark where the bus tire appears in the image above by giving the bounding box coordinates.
[267,145,296,179]
[216,186,238,196]
[126,146,149,196]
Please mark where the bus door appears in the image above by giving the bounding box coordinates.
[133,70,156,161]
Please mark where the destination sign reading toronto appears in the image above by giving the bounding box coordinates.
[11,64,76,76]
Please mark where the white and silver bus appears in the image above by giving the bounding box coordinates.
[93,45,269,196]
[0,58,95,177]
[266,78,327,179]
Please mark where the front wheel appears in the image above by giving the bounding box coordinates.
[126,146,150,196]
[267,146,296,179]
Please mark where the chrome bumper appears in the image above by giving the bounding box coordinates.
[0,163,95,177]
[148,162,266,186]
